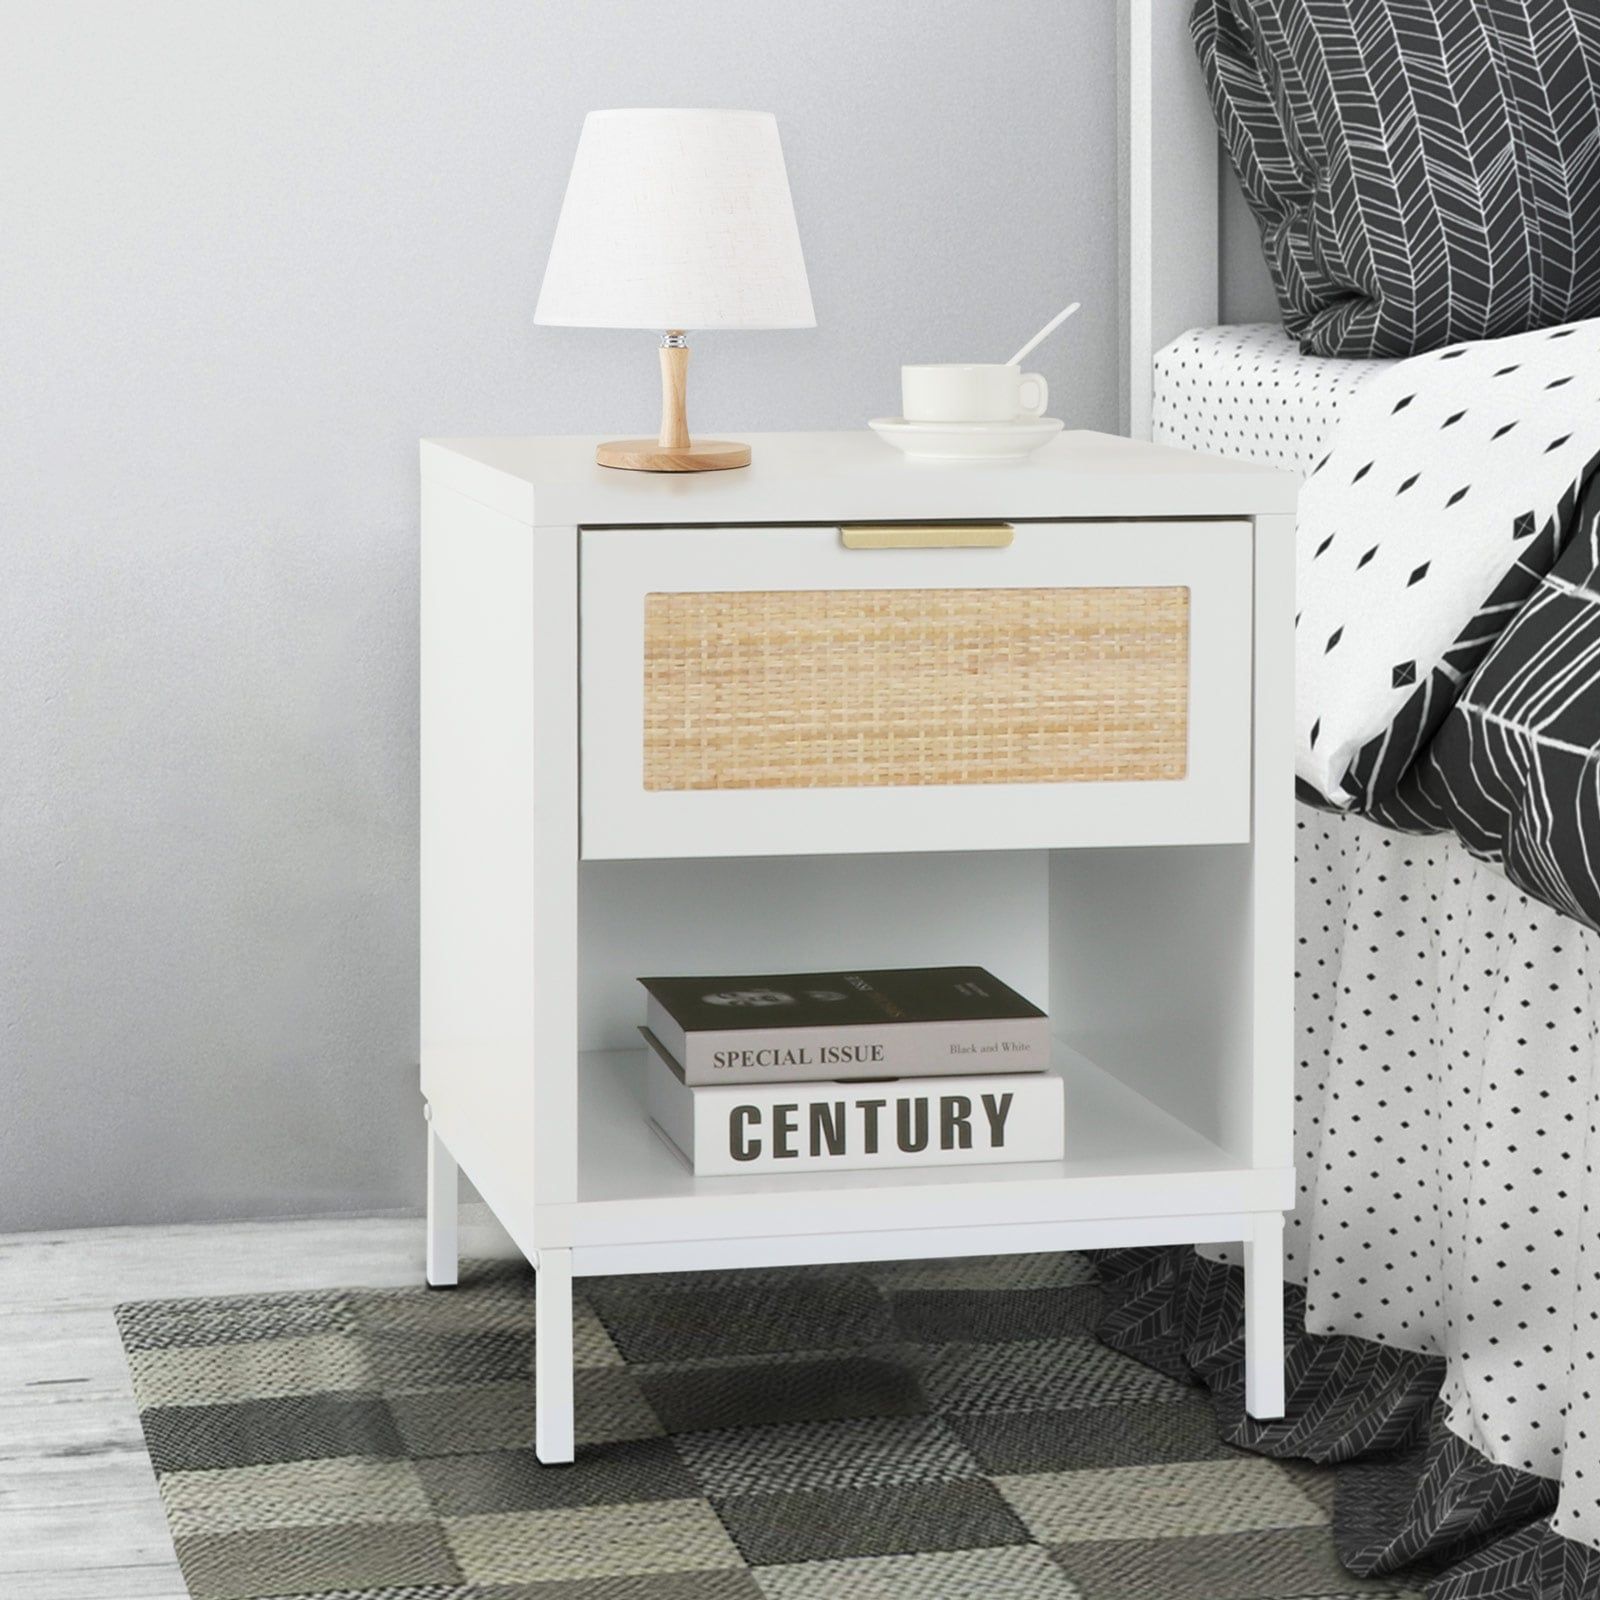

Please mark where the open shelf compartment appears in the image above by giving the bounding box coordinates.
[562,846,1291,1253]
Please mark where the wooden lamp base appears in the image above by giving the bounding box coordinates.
[597,332,752,473]
[596,438,750,472]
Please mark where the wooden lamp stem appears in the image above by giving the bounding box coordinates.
[595,332,752,472]
[658,333,690,450]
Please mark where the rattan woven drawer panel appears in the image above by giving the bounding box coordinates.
[642,586,1189,791]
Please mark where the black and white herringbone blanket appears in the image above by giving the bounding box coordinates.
[1295,320,1600,930]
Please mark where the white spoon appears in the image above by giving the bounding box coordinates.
[1006,302,1080,367]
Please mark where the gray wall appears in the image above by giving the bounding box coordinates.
[1,0,1119,1231]
[1219,172,1280,325]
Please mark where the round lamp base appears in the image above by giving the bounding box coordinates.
[596,438,752,473]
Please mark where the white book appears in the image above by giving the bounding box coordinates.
[642,1028,1065,1176]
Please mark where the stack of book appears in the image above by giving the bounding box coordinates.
[639,966,1064,1175]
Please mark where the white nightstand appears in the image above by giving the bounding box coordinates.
[420,430,1299,1463]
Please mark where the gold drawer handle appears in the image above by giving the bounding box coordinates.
[840,522,1014,550]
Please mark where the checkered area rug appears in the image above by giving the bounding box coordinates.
[115,1254,1426,1599]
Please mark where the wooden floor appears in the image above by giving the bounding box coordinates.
[0,1213,507,1599]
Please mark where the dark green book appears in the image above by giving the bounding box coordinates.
[639,966,1049,1085]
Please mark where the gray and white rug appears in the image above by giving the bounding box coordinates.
[115,1253,1422,1600]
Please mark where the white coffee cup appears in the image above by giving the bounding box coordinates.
[901,363,1049,423]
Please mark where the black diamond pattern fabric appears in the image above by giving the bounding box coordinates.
[1286,318,1600,931]
[1192,0,1600,358]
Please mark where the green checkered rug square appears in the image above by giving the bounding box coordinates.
[115,1255,1425,1599]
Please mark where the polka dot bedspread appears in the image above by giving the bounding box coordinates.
[1155,324,1600,1556]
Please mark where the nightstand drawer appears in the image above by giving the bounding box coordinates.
[580,521,1253,859]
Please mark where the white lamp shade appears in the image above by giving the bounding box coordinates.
[534,109,815,332]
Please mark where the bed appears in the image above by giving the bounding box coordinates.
[1114,8,1600,1595]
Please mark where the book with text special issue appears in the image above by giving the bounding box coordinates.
[639,966,1049,1085]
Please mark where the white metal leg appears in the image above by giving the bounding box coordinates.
[1244,1210,1285,1419]
[425,1108,459,1289]
[535,1248,575,1463]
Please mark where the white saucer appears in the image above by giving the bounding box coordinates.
[868,416,1065,462]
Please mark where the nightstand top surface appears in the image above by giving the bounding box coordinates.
[421,429,1298,527]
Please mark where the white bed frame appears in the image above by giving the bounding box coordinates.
[1119,0,1239,441]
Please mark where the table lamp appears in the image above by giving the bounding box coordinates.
[534,109,815,472]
